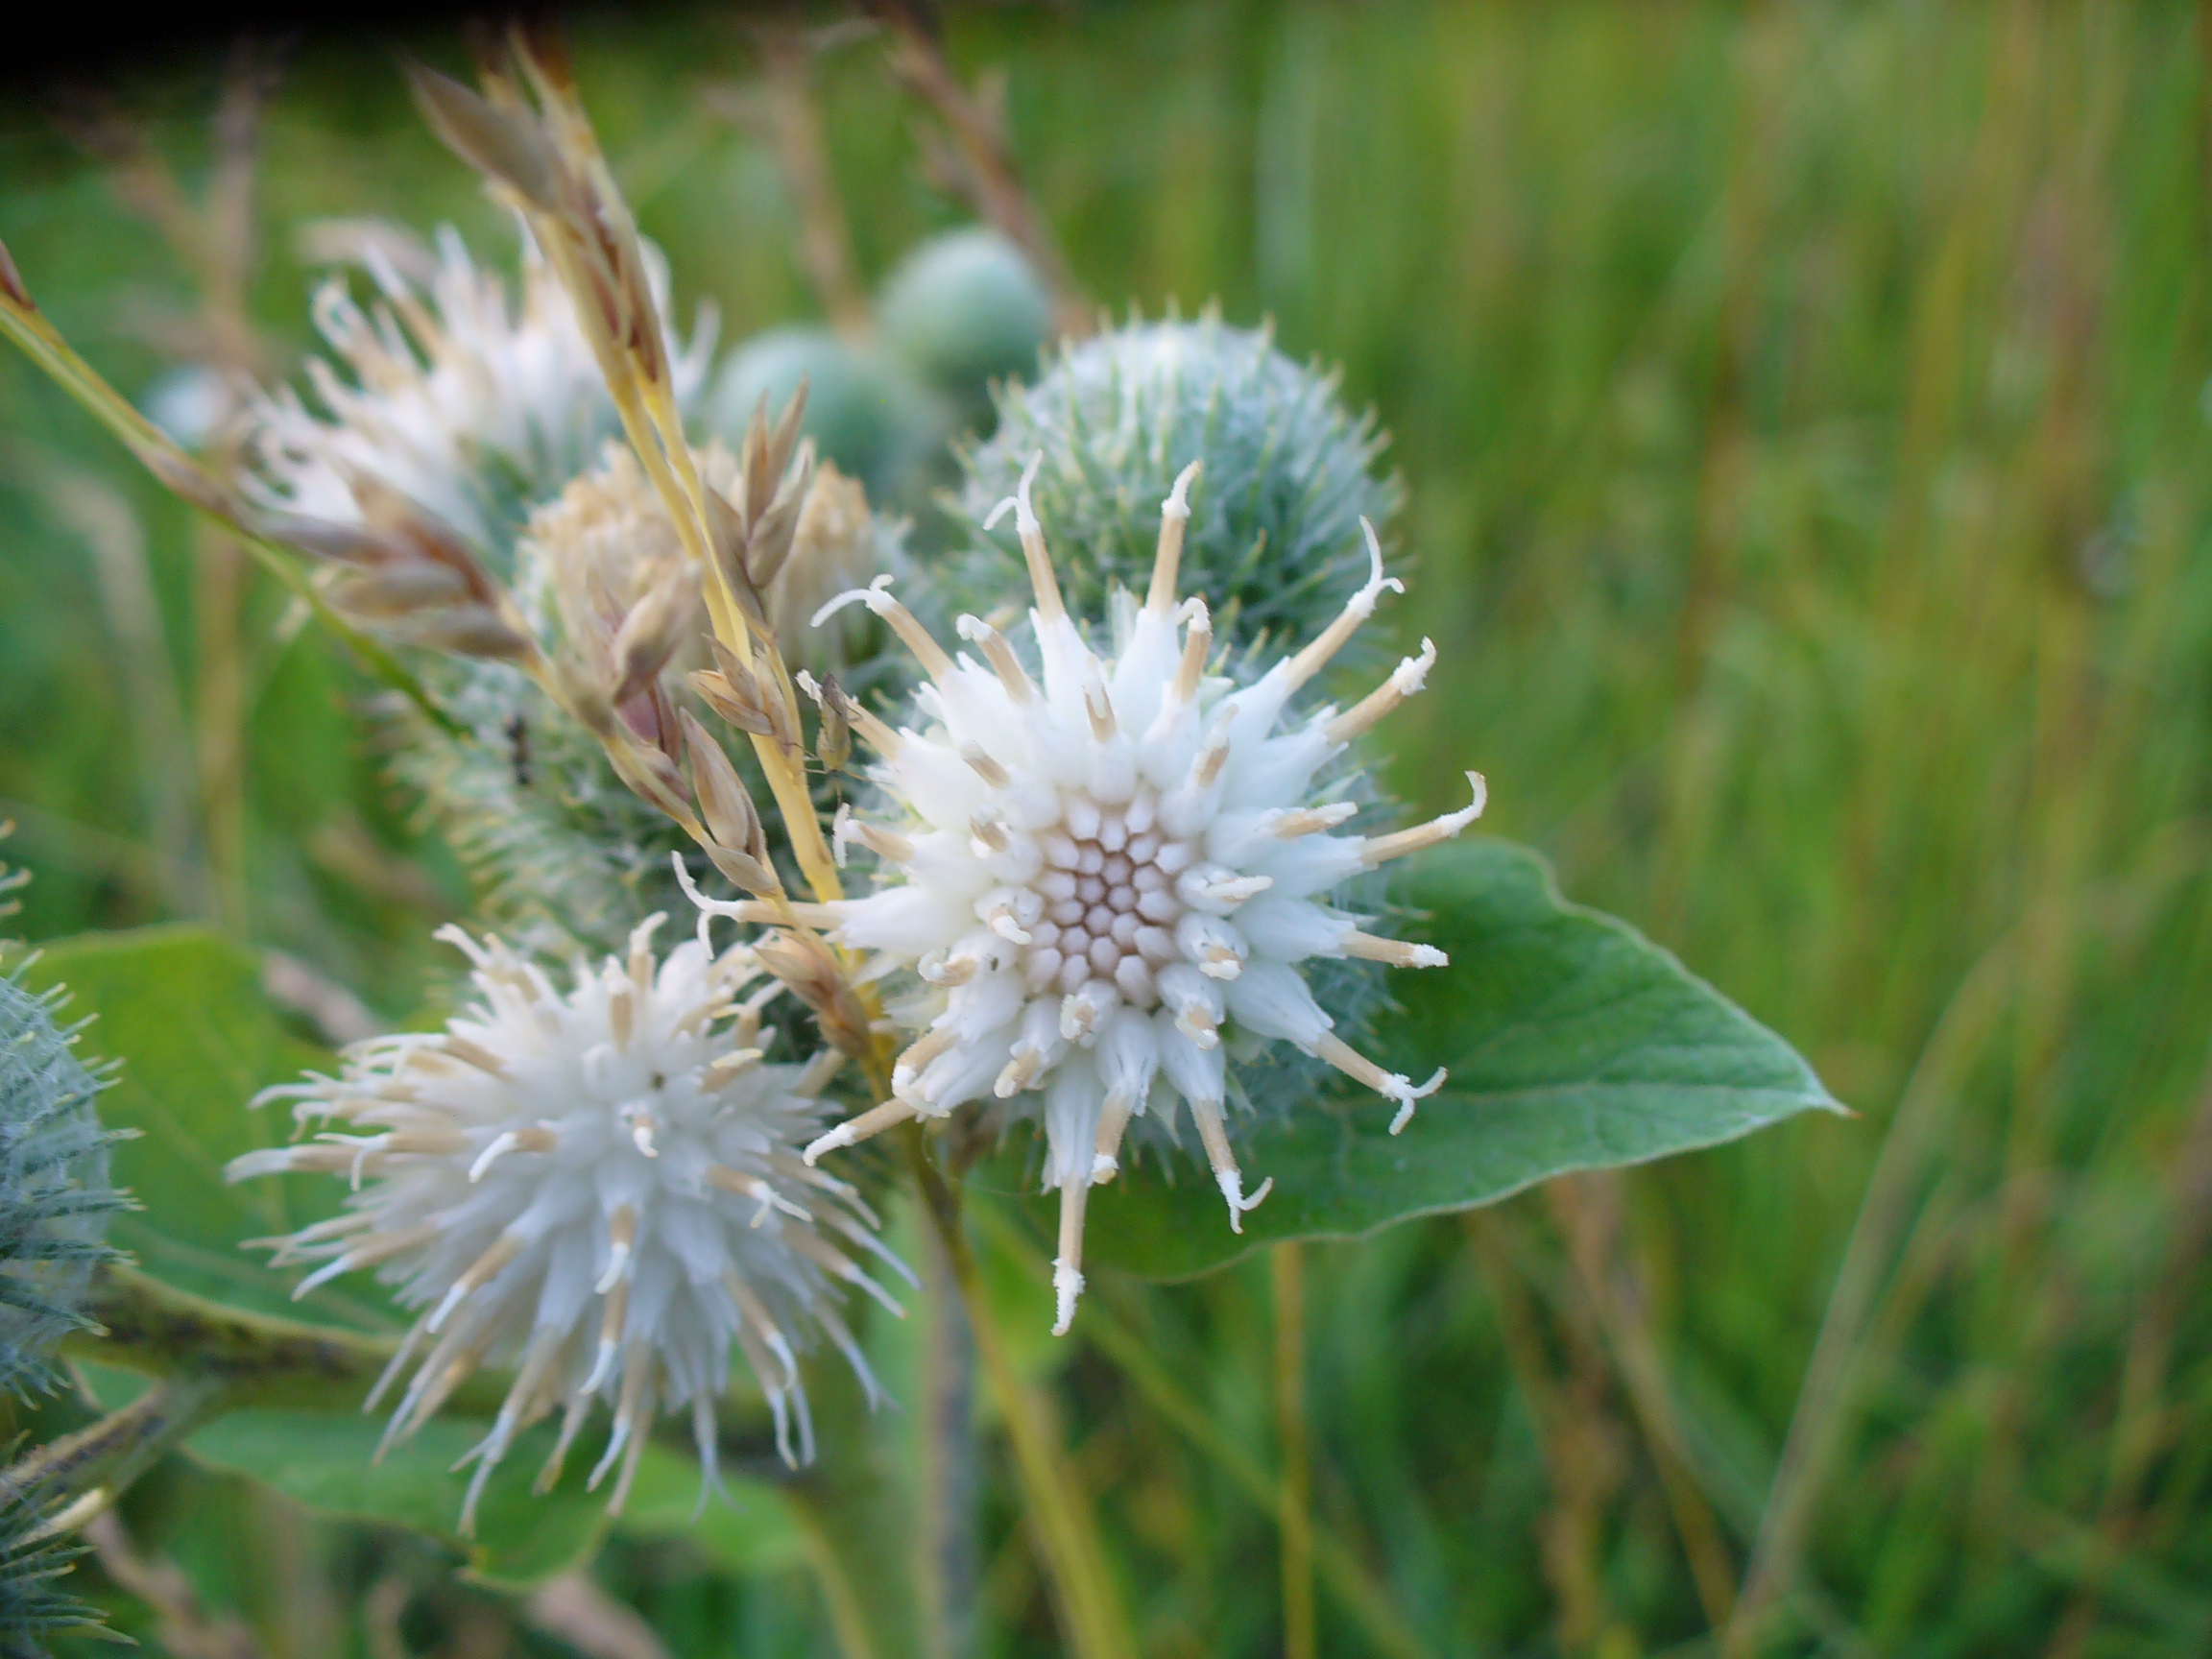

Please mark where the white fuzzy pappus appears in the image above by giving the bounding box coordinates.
[686,456,1483,1334]
[226,918,906,1533]
[249,225,715,548]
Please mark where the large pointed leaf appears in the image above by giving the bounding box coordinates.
[1071,839,1840,1278]
[183,1406,803,1586]
[22,926,397,1332]
[184,1409,607,1586]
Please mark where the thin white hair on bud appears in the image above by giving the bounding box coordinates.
[1324,635,1438,745]
[1164,458,1202,519]
[1361,773,1487,867]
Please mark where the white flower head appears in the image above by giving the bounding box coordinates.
[250,225,715,549]
[693,457,1481,1334]
[227,918,905,1532]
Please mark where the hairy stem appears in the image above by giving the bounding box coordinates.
[7,1375,229,1531]
[60,1262,508,1416]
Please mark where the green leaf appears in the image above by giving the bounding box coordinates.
[1070,839,1840,1278]
[617,1442,807,1576]
[185,1407,803,1586]
[22,926,399,1333]
[183,1407,719,1588]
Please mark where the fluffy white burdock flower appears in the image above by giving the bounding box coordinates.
[226,918,904,1531]
[250,225,714,549]
[687,458,1482,1334]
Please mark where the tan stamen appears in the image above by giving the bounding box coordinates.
[1283,519,1404,690]
[1341,931,1449,969]
[805,1097,920,1164]
[956,614,1038,704]
[1145,460,1203,614]
[1359,774,1487,867]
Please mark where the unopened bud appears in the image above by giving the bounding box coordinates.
[349,474,492,599]
[553,658,617,737]
[612,565,700,703]
[701,483,755,613]
[410,605,535,661]
[139,445,240,519]
[689,637,773,736]
[405,63,562,209]
[609,737,694,825]
[705,843,781,899]
[679,709,764,863]
[754,927,872,1058]
[328,563,473,618]
[256,512,407,566]
[744,441,814,595]
[754,649,803,756]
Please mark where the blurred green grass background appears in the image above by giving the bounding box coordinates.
[7,2,2212,1654]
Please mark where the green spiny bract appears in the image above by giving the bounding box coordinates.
[0,964,127,1404]
[952,316,1403,658]
[0,1475,100,1659]
[0,871,117,1658]
[0,849,124,1407]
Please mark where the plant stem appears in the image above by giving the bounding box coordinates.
[7,1374,229,1531]
[1271,1243,1317,1659]
[904,1137,1134,1659]
[967,1207,1430,1659]
[60,1262,508,1416]
[782,1485,885,1659]
[915,1210,979,1659]
[754,24,873,341]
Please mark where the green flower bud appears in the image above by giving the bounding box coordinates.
[952,316,1403,656]
[876,228,1052,425]
[709,326,941,505]
[0,896,125,1400]
[0,1475,101,1657]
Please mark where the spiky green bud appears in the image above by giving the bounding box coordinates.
[0,852,122,1657]
[952,316,1402,655]
[0,1476,101,1659]
[0,965,126,1401]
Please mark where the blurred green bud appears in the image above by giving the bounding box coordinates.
[953,316,1403,656]
[0,1476,101,1657]
[0,913,126,1402]
[876,228,1053,423]
[708,326,941,505]
[0,898,111,1647]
